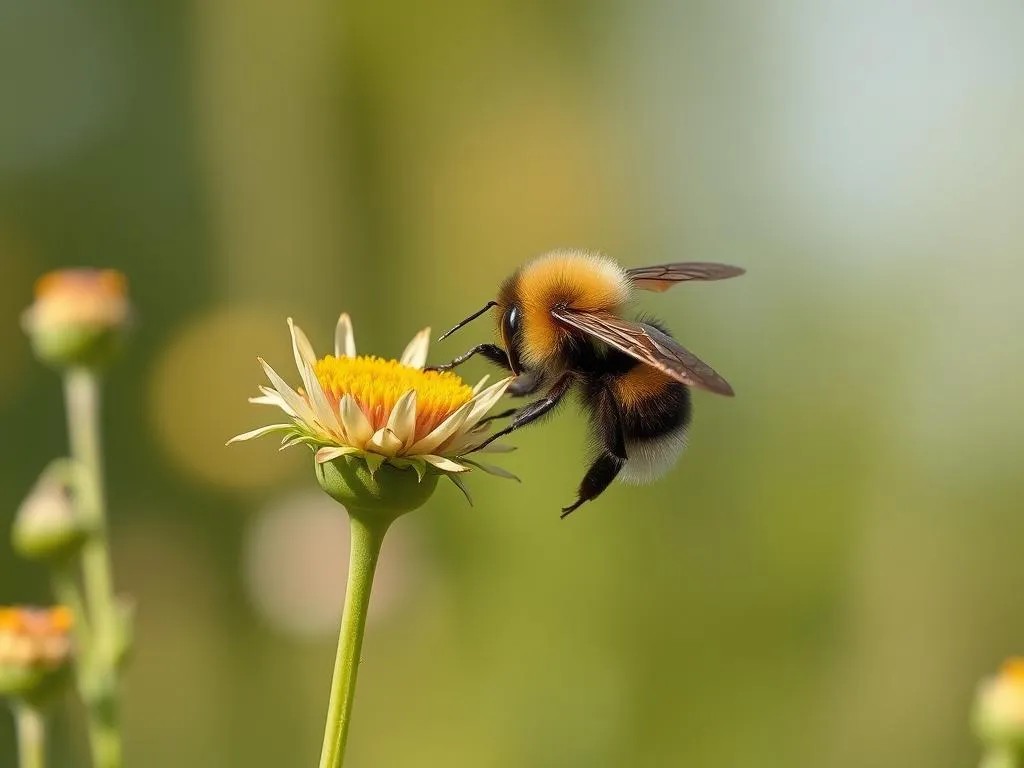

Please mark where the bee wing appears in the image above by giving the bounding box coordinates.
[550,307,735,396]
[627,262,745,292]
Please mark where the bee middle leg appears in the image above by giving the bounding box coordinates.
[477,372,548,426]
[560,398,627,518]
[477,407,517,426]
[472,373,574,452]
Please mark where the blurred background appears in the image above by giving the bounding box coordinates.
[2,0,1024,765]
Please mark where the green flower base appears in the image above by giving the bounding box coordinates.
[315,454,439,521]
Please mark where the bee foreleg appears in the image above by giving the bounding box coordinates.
[561,397,627,518]
[471,373,574,451]
[426,343,511,373]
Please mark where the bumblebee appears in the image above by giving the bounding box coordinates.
[432,249,743,517]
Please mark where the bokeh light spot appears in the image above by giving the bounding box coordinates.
[149,305,304,490]
[242,490,419,639]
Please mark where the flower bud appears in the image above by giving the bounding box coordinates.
[315,454,440,522]
[21,269,131,369]
[974,658,1024,756]
[0,607,74,707]
[12,467,91,563]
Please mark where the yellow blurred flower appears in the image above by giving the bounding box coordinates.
[21,268,131,368]
[975,657,1024,753]
[0,606,74,703]
[229,314,516,501]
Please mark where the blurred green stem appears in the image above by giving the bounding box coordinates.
[64,368,122,768]
[14,704,46,768]
[52,564,91,651]
[318,514,389,768]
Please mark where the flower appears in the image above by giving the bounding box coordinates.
[12,461,92,563]
[22,269,132,369]
[0,606,74,705]
[974,657,1024,753]
[228,314,516,507]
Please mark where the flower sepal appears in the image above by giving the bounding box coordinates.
[315,454,440,522]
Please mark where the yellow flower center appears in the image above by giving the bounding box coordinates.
[313,355,474,441]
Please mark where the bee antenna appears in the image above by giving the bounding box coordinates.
[437,301,498,341]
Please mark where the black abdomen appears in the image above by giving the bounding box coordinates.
[578,347,692,485]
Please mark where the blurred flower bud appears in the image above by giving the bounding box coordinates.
[12,464,91,563]
[975,658,1024,758]
[21,269,131,369]
[0,607,74,707]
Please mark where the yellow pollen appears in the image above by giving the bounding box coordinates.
[313,355,474,441]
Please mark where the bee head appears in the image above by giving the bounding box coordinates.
[500,304,523,375]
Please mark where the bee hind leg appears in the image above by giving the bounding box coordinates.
[560,452,626,518]
[561,396,627,518]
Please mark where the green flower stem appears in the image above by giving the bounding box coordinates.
[14,703,46,768]
[64,368,121,768]
[318,514,390,768]
[52,564,91,651]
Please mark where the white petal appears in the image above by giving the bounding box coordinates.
[250,388,297,417]
[385,390,417,448]
[303,362,345,439]
[406,399,473,455]
[399,328,430,369]
[285,319,343,438]
[335,313,356,358]
[471,375,490,395]
[226,424,292,445]
[462,457,520,481]
[315,446,360,463]
[258,358,320,428]
[280,434,311,450]
[448,474,473,506]
[339,394,373,447]
[462,377,515,430]
[422,454,470,473]
[367,427,403,456]
[287,318,317,372]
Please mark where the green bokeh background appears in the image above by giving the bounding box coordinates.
[3,1,1024,766]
